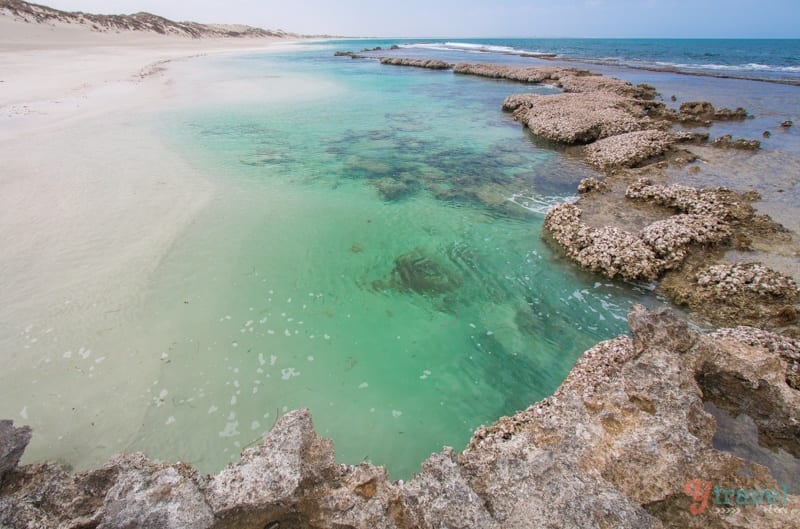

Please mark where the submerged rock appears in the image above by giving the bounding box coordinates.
[385,248,462,295]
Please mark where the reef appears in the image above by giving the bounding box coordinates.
[379,58,453,70]
[2,306,798,528]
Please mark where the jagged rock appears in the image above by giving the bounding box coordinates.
[696,329,800,459]
[99,456,213,529]
[577,177,609,194]
[379,57,453,70]
[584,130,676,169]
[397,448,497,529]
[465,305,799,529]
[677,101,748,123]
[0,459,121,528]
[545,179,762,281]
[304,464,398,529]
[506,92,651,144]
[711,327,800,390]
[204,409,337,528]
[711,134,761,150]
[334,51,365,59]
[0,421,31,484]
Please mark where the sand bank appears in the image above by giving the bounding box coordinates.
[0,16,305,466]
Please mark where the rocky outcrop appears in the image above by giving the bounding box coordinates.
[584,130,676,169]
[0,421,31,484]
[661,263,800,331]
[544,202,662,281]
[2,307,798,529]
[453,63,575,83]
[710,135,761,150]
[676,101,748,123]
[504,92,652,144]
[544,178,750,281]
[380,58,453,70]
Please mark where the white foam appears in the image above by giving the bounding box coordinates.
[281,367,300,380]
[219,420,240,438]
[392,410,403,418]
[358,382,369,389]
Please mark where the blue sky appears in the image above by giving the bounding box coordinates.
[40,1,800,38]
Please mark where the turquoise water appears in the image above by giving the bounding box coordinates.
[118,43,667,479]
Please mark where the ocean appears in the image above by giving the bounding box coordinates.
[5,38,798,481]
[396,38,800,84]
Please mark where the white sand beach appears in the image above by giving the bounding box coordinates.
[0,14,303,466]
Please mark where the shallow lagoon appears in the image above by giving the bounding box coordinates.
[4,42,669,479]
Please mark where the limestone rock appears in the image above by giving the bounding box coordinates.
[454,63,573,83]
[544,203,661,281]
[662,262,800,331]
[677,101,747,123]
[640,214,731,269]
[398,448,496,529]
[509,92,650,144]
[577,177,609,194]
[304,463,398,529]
[711,134,761,150]
[379,57,453,70]
[0,421,31,484]
[584,129,676,169]
[204,408,337,528]
[99,457,213,529]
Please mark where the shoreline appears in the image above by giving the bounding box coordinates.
[0,15,316,469]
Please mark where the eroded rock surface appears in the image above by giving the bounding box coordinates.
[0,421,30,484]
[380,57,453,70]
[504,92,651,144]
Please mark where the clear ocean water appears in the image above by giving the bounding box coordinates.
[5,38,798,481]
[395,38,800,83]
